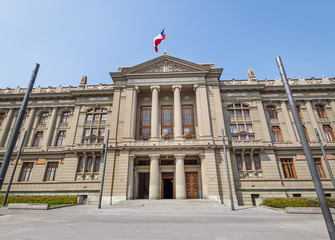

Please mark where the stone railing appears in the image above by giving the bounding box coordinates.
[273,142,294,148]
[73,143,104,150]
[231,140,263,147]
[47,146,65,152]
[134,139,199,146]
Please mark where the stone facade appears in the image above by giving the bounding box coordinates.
[0,54,334,206]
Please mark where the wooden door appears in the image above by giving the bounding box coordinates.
[185,172,199,199]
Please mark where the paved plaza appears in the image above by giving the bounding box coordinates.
[0,204,330,240]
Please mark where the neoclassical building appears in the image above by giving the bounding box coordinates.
[0,53,334,206]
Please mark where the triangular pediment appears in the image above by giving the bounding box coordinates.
[121,54,211,75]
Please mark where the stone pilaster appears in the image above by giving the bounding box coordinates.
[200,154,208,199]
[149,154,160,199]
[45,107,58,146]
[281,101,297,143]
[123,87,135,141]
[24,108,36,147]
[172,85,183,140]
[150,86,160,140]
[256,101,272,143]
[194,84,203,137]
[194,84,212,139]
[0,108,14,147]
[175,154,186,199]
[130,87,139,140]
[127,154,135,199]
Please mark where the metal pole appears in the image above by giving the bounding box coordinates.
[98,129,110,209]
[221,128,235,211]
[0,63,39,191]
[276,56,335,239]
[315,128,335,190]
[2,131,27,206]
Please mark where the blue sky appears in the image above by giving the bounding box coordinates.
[0,0,334,88]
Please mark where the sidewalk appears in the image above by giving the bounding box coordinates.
[0,205,330,240]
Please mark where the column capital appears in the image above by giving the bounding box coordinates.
[129,154,136,160]
[148,154,160,160]
[134,86,139,93]
[199,154,205,160]
[150,85,160,92]
[172,85,182,92]
[174,154,185,159]
[193,84,199,91]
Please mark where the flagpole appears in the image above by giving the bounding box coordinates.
[164,27,167,53]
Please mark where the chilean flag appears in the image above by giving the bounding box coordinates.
[153,29,166,52]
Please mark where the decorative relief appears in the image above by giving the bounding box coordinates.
[231,140,263,147]
[141,60,192,73]
[73,143,104,150]
[47,146,64,152]
[134,140,199,146]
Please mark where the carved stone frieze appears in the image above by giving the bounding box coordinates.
[141,60,193,73]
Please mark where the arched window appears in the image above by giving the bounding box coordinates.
[227,104,250,118]
[61,112,71,124]
[39,112,49,124]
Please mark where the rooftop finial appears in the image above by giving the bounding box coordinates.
[163,51,168,56]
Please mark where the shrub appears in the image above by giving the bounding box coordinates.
[0,194,78,205]
[260,197,335,208]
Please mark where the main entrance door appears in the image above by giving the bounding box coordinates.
[185,172,199,199]
[138,173,149,199]
[161,173,174,199]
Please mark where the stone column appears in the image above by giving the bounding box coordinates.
[256,101,272,143]
[51,111,63,146]
[306,100,324,142]
[172,85,183,140]
[150,86,160,140]
[194,84,203,137]
[149,154,160,199]
[200,154,208,199]
[45,107,58,146]
[24,108,36,147]
[281,101,297,143]
[175,154,186,199]
[130,87,139,140]
[27,111,40,147]
[0,108,14,147]
[127,155,136,199]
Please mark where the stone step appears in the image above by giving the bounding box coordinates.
[112,199,223,206]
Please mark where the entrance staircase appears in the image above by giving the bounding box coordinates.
[112,199,223,206]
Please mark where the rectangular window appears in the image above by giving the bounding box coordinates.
[303,126,310,142]
[140,106,151,136]
[228,110,234,117]
[323,125,335,141]
[56,131,66,147]
[235,110,242,117]
[99,128,105,137]
[253,155,261,170]
[244,155,252,170]
[238,124,245,132]
[19,162,33,182]
[272,126,283,142]
[232,136,238,140]
[246,124,253,133]
[266,106,278,119]
[93,114,100,121]
[182,105,195,135]
[235,154,242,170]
[314,158,326,178]
[85,157,93,172]
[84,128,90,137]
[86,114,93,122]
[161,105,173,135]
[249,135,255,140]
[33,131,43,147]
[101,113,107,122]
[94,157,101,172]
[15,131,21,147]
[240,135,246,140]
[77,157,85,173]
[44,162,58,181]
[230,125,237,133]
[243,109,250,117]
[92,128,98,135]
[281,158,297,179]
[316,105,327,117]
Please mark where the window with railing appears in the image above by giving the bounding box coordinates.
[314,158,326,178]
[39,112,49,125]
[272,126,283,142]
[281,158,297,179]
[182,105,195,137]
[83,108,107,143]
[77,156,101,174]
[266,106,277,119]
[315,104,327,118]
[230,123,255,140]
[323,125,335,141]
[235,154,261,171]
[140,106,151,138]
[82,128,105,143]
[161,105,173,137]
